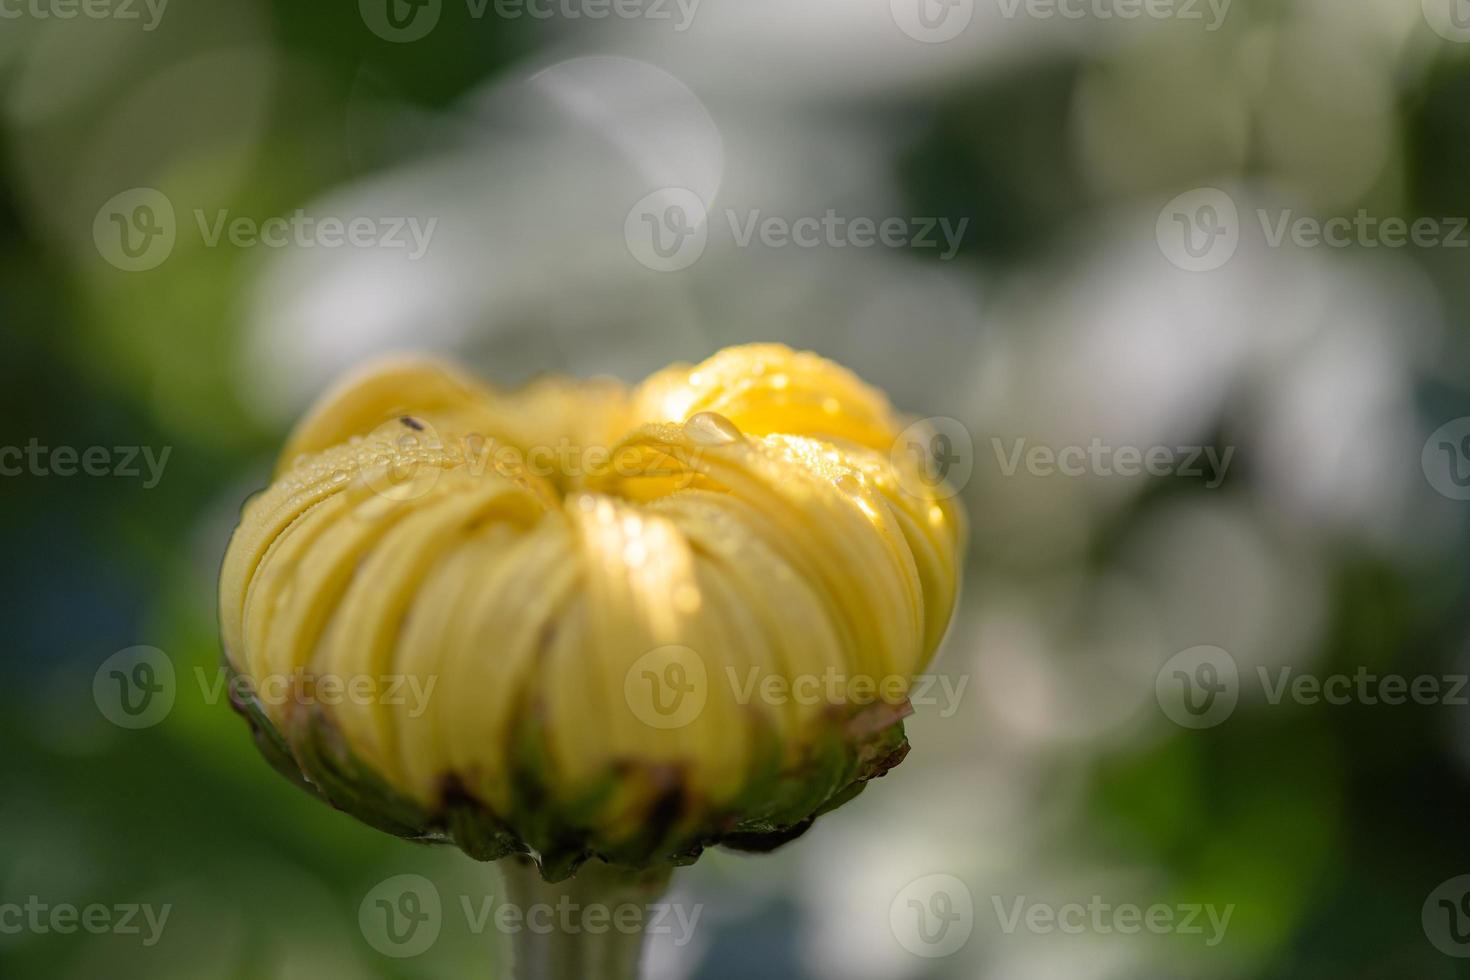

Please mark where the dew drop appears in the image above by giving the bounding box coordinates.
[685,411,742,446]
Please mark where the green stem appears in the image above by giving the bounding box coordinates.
[497,856,674,980]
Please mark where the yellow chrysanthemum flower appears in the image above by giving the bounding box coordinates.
[219,344,964,880]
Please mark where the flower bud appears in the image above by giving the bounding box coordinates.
[220,344,965,879]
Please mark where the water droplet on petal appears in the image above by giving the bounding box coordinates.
[685,411,741,446]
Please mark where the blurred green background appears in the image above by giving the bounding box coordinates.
[5,0,1470,977]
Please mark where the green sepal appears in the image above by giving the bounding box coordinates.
[227,666,325,802]
[225,657,917,878]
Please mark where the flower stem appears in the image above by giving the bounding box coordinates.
[498,856,674,980]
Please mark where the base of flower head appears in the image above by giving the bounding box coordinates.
[226,662,913,881]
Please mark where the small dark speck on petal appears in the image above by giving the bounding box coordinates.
[400,416,425,431]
